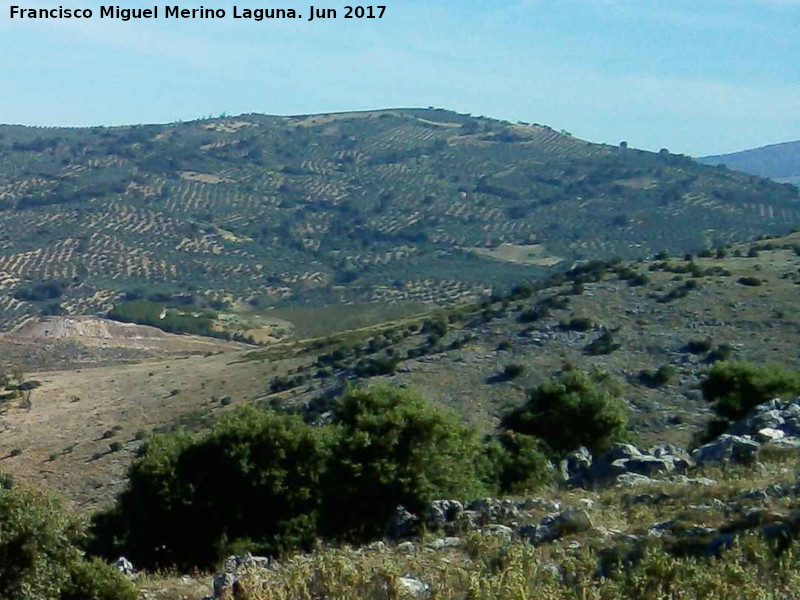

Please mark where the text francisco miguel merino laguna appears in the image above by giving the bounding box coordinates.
[8,5,384,20]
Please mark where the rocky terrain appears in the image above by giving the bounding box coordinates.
[126,397,800,599]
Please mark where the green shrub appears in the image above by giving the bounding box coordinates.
[323,385,493,541]
[93,386,496,569]
[701,362,800,423]
[638,365,676,388]
[60,558,137,600]
[707,344,734,363]
[584,331,621,356]
[502,370,629,456]
[0,485,134,600]
[92,409,332,570]
[518,307,547,323]
[561,317,593,332]
[486,432,551,494]
[685,339,713,354]
[737,276,762,287]
[503,364,526,380]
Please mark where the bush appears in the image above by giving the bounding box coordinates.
[323,385,493,541]
[701,362,800,423]
[91,409,332,570]
[502,370,629,456]
[503,364,526,380]
[638,365,676,388]
[486,432,550,493]
[518,307,548,323]
[685,339,713,354]
[707,344,733,363]
[737,276,762,287]
[60,558,137,600]
[93,386,495,569]
[561,317,593,332]
[584,331,621,356]
[0,485,135,600]
[14,281,66,302]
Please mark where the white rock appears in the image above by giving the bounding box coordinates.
[426,537,464,550]
[113,556,135,577]
[756,428,785,442]
[482,524,514,537]
[396,541,416,554]
[396,576,431,598]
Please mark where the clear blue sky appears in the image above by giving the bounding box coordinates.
[1,0,798,155]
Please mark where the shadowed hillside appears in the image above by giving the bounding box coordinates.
[700,140,800,186]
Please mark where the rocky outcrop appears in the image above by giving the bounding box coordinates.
[693,397,800,465]
[385,505,420,540]
[112,556,135,578]
[566,443,693,488]
[520,509,593,545]
[692,434,760,466]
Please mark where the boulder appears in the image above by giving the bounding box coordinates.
[531,509,593,544]
[568,443,692,488]
[756,428,785,443]
[558,447,592,481]
[396,576,431,598]
[213,573,235,598]
[616,473,656,487]
[483,524,514,537]
[426,537,464,550]
[385,506,420,540]
[397,541,416,554]
[424,500,463,530]
[112,556,135,578]
[692,435,760,466]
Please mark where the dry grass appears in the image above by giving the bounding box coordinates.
[140,450,800,600]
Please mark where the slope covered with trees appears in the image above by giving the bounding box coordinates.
[0,109,797,331]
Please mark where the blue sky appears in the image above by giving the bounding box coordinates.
[1,0,798,155]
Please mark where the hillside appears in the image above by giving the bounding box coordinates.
[1,233,798,511]
[700,140,800,186]
[0,109,798,332]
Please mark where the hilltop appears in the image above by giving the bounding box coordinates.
[0,108,797,333]
[700,140,800,186]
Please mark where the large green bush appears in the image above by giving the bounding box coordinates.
[0,484,135,600]
[323,385,493,541]
[92,408,331,570]
[701,361,800,423]
[93,386,497,570]
[486,431,551,494]
[501,369,629,455]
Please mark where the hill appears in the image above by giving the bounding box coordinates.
[1,233,798,511]
[0,109,798,333]
[700,140,800,186]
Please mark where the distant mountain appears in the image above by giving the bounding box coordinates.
[0,108,798,330]
[699,140,800,186]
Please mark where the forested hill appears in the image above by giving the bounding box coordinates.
[0,108,797,330]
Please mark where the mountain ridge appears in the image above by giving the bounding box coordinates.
[700,139,800,185]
